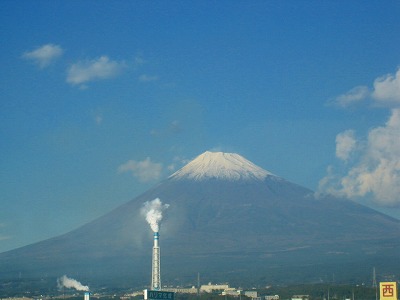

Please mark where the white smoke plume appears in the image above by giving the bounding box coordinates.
[141,198,169,232]
[57,275,89,291]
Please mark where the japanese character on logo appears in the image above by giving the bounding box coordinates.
[382,284,394,297]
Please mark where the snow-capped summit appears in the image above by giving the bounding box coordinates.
[169,151,275,181]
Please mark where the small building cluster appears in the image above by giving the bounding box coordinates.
[163,283,280,300]
[162,283,313,300]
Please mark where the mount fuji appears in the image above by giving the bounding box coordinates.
[1,151,400,289]
[169,151,274,181]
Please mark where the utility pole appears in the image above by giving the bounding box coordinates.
[373,267,378,300]
[372,267,377,288]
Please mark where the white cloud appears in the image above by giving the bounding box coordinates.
[333,86,370,107]
[318,166,341,197]
[118,157,162,182]
[150,129,159,136]
[22,44,63,68]
[322,68,400,207]
[319,109,400,206]
[67,56,126,86]
[372,68,400,104]
[335,130,357,161]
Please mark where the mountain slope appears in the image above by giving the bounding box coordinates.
[1,151,399,288]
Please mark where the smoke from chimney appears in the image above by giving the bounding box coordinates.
[141,198,169,232]
[57,275,89,291]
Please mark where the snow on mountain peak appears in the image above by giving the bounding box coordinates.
[169,151,275,181]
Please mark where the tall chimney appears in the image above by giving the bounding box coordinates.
[84,292,90,300]
[151,232,161,290]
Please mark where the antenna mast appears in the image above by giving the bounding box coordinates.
[372,267,377,288]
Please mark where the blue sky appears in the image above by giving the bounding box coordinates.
[1,1,400,253]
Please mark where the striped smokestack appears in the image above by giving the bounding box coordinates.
[141,199,168,290]
[151,232,161,290]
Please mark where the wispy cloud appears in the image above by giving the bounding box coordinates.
[95,114,103,125]
[118,157,162,182]
[166,155,190,173]
[22,44,63,68]
[169,120,181,133]
[320,109,400,206]
[134,55,145,66]
[67,56,126,87]
[332,86,370,108]
[138,74,158,82]
[331,68,400,108]
[0,235,10,241]
[91,110,103,125]
[150,120,182,137]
